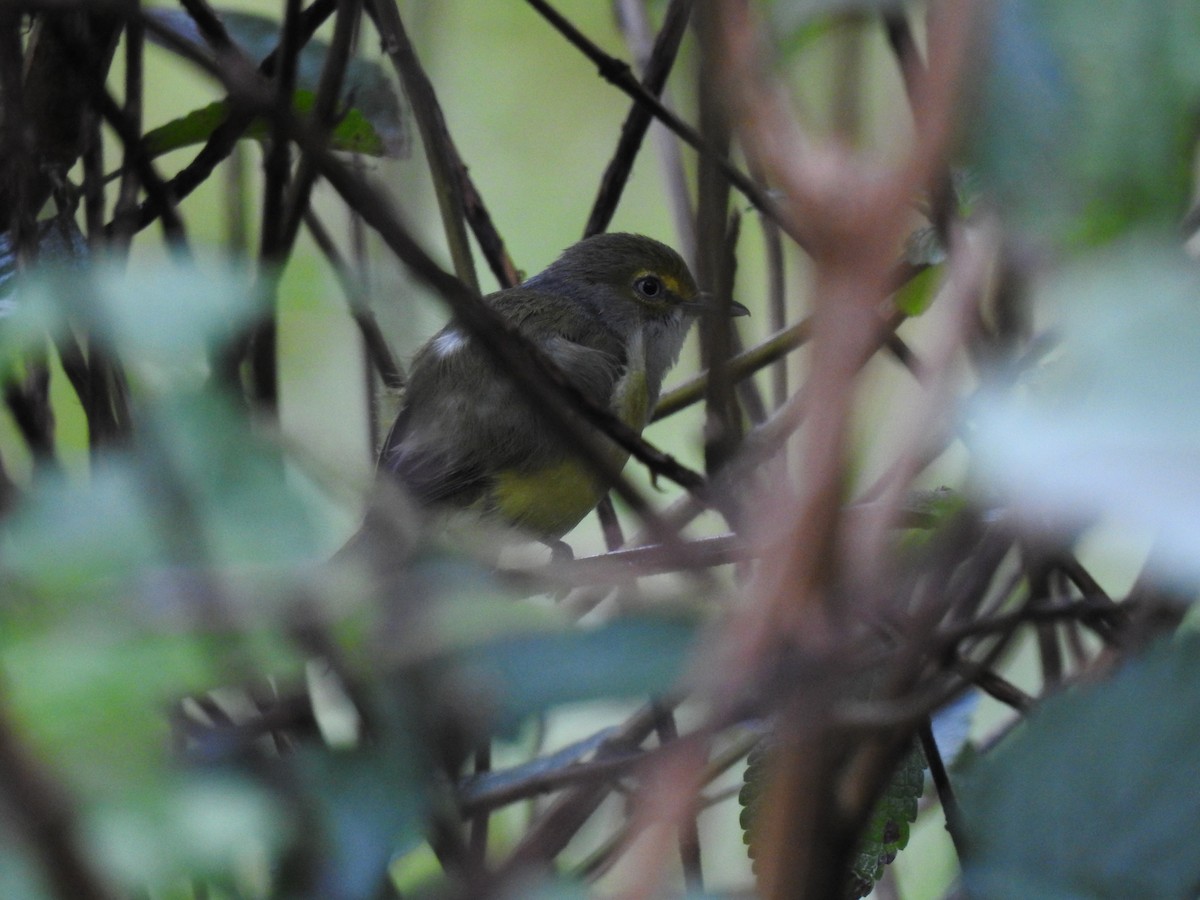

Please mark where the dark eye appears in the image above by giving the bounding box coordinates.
[635,275,663,298]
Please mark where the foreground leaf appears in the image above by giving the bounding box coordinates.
[961,635,1200,898]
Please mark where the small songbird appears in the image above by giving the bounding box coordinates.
[375,232,747,544]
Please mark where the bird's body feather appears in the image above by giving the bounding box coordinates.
[375,233,723,542]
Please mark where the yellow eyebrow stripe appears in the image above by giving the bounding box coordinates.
[634,269,690,298]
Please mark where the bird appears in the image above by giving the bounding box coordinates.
[372,232,748,548]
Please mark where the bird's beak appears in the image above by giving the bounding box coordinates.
[680,292,751,317]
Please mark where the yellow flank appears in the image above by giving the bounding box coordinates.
[492,458,610,538]
[492,373,650,537]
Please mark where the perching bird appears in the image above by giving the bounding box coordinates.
[373,232,747,545]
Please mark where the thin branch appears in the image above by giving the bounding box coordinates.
[119,0,339,237]
[303,209,405,389]
[111,12,145,248]
[278,0,363,254]
[366,0,478,291]
[495,701,676,878]
[584,0,692,238]
[523,0,802,249]
[917,720,967,861]
[653,707,703,893]
[614,0,697,260]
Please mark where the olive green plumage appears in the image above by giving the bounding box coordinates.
[378,232,744,541]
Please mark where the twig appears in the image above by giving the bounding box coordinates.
[523,0,801,248]
[613,0,697,260]
[250,0,306,410]
[584,0,692,238]
[917,719,967,860]
[653,707,703,893]
[302,209,405,389]
[366,0,477,291]
[120,0,339,237]
[365,0,519,289]
[494,701,677,878]
[111,12,144,248]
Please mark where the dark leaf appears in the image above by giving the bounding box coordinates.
[436,617,697,737]
[961,635,1200,898]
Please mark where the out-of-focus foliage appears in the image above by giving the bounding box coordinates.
[972,237,1200,591]
[961,634,1200,898]
[966,0,1200,243]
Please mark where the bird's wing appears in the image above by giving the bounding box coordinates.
[378,304,624,509]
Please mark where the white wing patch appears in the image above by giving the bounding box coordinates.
[431,328,467,358]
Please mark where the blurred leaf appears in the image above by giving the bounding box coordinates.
[961,635,1200,898]
[437,617,697,737]
[144,90,391,159]
[300,746,428,900]
[968,0,1200,242]
[83,771,287,892]
[897,223,946,316]
[970,235,1200,591]
[3,393,323,602]
[0,219,88,307]
[0,831,52,899]
[3,461,160,602]
[146,9,407,157]
[894,264,940,317]
[2,627,228,796]
[3,257,257,388]
[145,392,323,569]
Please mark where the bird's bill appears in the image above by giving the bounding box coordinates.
[680,295,751,317]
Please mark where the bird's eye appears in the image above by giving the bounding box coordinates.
[635,275,663,298]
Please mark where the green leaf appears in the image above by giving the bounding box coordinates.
[146,9,406,157]
[143,90,392,159]
[436,617,698,737]
[845,744,923,899]
[967,0,1200,243]
[961,635,1200,898]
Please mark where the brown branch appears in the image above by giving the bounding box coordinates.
[494,701,676,879]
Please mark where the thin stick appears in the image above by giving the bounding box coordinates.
[523,0,803,249]
[584,0,692,238]
[366,0,477,291]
